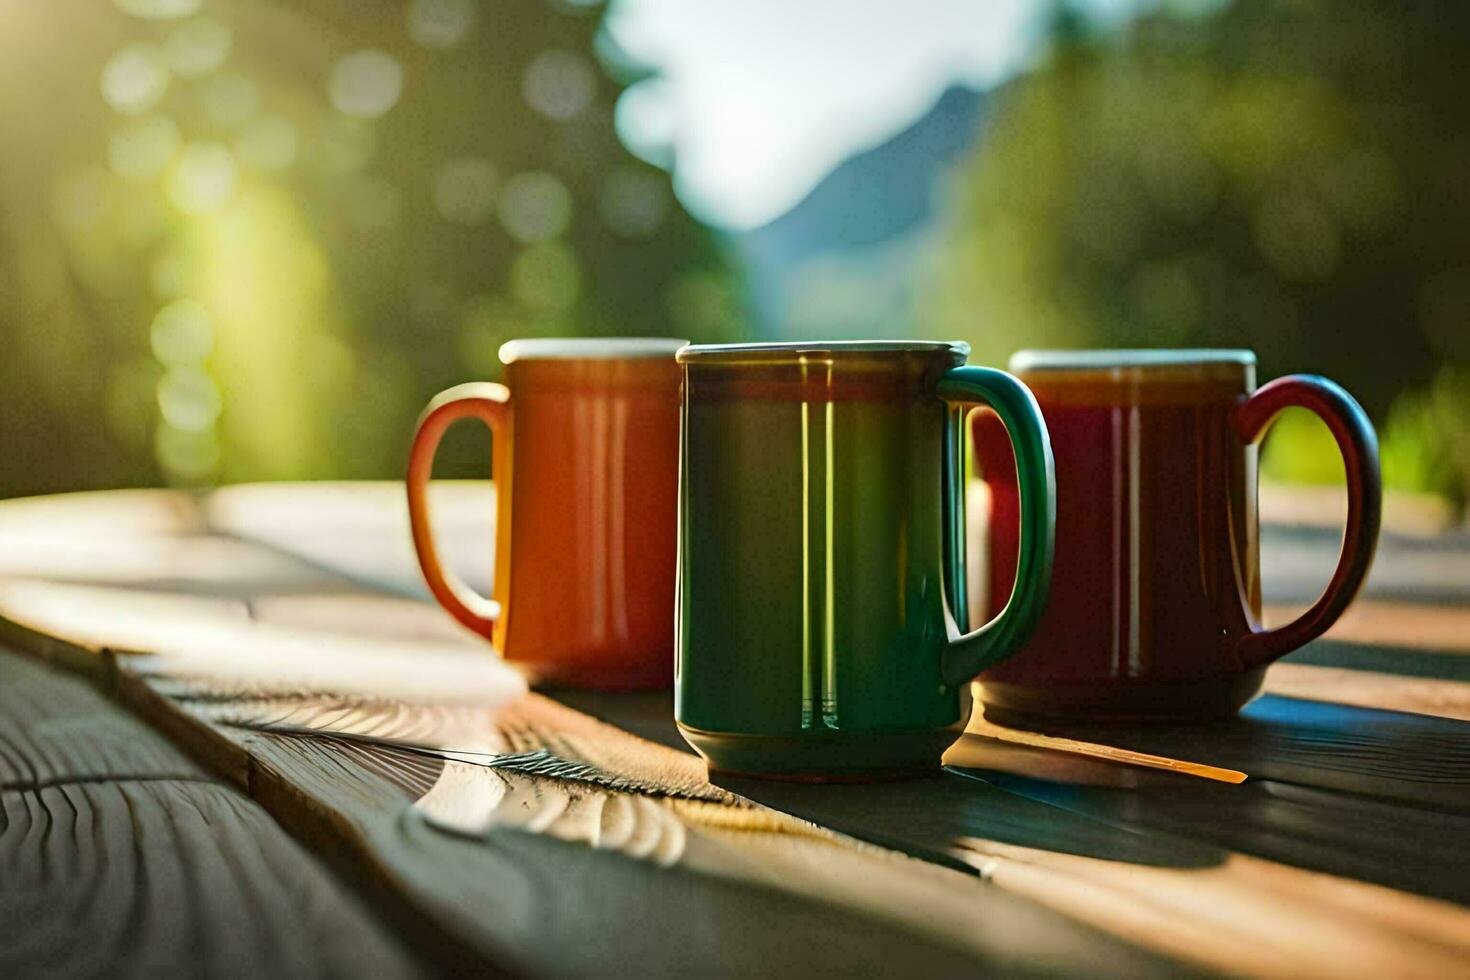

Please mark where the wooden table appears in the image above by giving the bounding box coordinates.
[0,483,1466,977]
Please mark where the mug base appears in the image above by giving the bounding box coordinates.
[518,660,673,692]
[978,668,1267,726]
[677,723,955,782]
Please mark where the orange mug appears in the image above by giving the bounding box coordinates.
[407,338,686,690]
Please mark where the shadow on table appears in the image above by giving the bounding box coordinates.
[1282,637,1470,680]
[1003,694,1470,812]
[555,687,1470,903]
[552,688,1223,871]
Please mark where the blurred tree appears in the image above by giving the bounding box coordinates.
[0,0,738,495]
[927,0,1470,503]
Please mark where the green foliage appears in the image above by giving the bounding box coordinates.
[928,0,1470,453]
[0,0,738,496]
[1422,366,1470,507]
[1259,409,1343,488]
[1380,387,1454,498]
[1261,368,1468,508]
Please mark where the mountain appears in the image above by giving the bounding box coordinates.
[733,85,990,337]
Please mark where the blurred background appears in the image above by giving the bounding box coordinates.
[1,0,1466,517]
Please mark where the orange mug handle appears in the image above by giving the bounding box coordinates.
[406,382,511,640]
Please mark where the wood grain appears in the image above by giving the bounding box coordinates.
[124,669,1177,977]
[5,483,1470,978]
[0,647,421,978]
[560,691,1470,978]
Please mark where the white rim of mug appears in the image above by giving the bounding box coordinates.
[1009,349,1256,373]
[677,340,971,364]
[499,337,689,363]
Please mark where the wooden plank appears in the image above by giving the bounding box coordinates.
[5,485,1469,978]
[0,493,1177,977]
[0,580,526,708]
[1259,523,1470,606]
[568,687,1470,972]
[956,767,1470,905]
[106,665,1177,977]
[203,482,495,599]
[0,647,421,978]
[944,837,1470,980]
[1267,600,1470,656]
[0,653,203,787]
[574,687,1470,903]
[0,488,381,621]
[1264,663,1470,720]
[711,758,1470,977]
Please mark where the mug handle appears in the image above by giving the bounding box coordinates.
[406,382,512,641]
[936,367,1057,687]
[1232,375,1382,668]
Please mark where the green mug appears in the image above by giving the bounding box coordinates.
[675,341,1056,779]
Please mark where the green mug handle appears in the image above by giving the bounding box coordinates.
[936,367,1056,687]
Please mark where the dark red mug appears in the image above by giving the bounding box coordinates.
[975,350,1381,723]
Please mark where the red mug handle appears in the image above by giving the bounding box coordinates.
[406,382,511,640]
[1233,375,1382,668]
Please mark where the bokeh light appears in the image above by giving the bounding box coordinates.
[150,298,213,367]
[457,294,528,373]
[115,0,202,20]
[155,421,219,480]
[433,157,499,225]
[107,115,181,181]
[329,50,404,120]
[345,175,401,229]
[164,18,232,78]
[167,141,237,214]
[498,171,572,243]
[156,366,221,431]
[314,115,376,173]
[523,49,596,122]
[407,0,478,49]
[201,72,260,127]
[510,241,580,314]
[101,43,171,115]
[3,0,1467,515]
[1253,194,1340,283]
[235,115,299,172]
[598,167,668,238]
[149,249,190,298]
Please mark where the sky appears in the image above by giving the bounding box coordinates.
[603,0,1047,231]
[603,0,1165,231]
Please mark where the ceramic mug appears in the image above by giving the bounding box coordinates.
[407,337,686,690]
[675,341,1056,779]
[976,349,1382,723]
